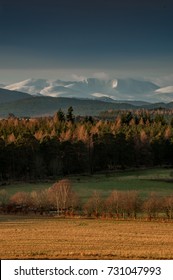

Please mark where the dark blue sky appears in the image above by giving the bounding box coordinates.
[0,0,173,83]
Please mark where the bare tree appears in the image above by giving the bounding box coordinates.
[106,190,141,219]
[48,179,73,215]
[10,192,31,206]
[0,189,9,207]
[10,191,31,213]
[106,190,126,219]
[31,189,50,214]
[142,192,163,220]
[68,191,80,216]
[84,191,104,217]
[123,190,141,219]
[163,195,173,219]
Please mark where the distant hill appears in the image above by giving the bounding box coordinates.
[0,88,32,104]
[0,96,137,117]
[0,95,172,118]
[98,98,151,107]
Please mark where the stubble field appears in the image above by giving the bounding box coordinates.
[0,216,173,260]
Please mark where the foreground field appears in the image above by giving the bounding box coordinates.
[0,216,173,259]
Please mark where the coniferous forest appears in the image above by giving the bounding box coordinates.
[0,107,173,182]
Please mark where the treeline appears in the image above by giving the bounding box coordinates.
[99,108,173,122]
[0,179,173,220]
[1,107,173,181]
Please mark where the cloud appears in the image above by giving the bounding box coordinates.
[92,72,109,80]
[71,74,87,82]
[72,71,110,81]
[150,74,173,87]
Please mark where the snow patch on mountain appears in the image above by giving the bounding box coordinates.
[112,79,118,88]
[155,86,173,94]
[5,78,49,96]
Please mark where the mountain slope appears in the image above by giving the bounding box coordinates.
[0,88,32,104]
[0,94,172,118]
[4,78,48,96]
[0,96,137,117]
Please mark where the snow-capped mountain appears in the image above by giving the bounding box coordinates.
[3,77,173,103]
[5,79,48,96]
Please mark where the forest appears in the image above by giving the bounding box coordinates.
[0,107,173,181]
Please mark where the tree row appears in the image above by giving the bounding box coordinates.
[0,179,173,220]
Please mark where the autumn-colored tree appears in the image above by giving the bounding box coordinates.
[0,138,6,180]
[1,108,173,180]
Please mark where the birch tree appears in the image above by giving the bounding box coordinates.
[48,179,73,215]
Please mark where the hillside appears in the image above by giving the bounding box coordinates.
[0,96,137,117]
[0,88,32,104]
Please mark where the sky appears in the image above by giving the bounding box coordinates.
[0,0,173,85]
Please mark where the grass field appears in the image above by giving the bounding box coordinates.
[2,168,173,200]
[0,215,173,259]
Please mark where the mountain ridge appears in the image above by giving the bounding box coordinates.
[0,96,136,117]
[0,87,32,104]
[0,94,172,118]
[4,77,172,103]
